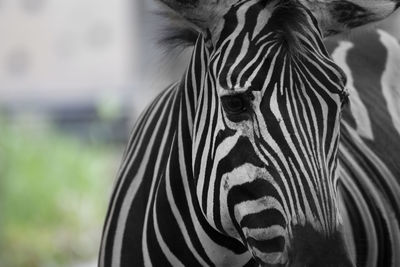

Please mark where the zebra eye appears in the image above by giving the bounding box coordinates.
[221,94,250,121]
[222,95,246,113]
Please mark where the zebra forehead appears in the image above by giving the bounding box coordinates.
[218,0,318,54]
[212,1,342,92]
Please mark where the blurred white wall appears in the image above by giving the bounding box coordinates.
[0,0,138,104]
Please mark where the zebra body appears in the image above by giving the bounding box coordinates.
[329,28,400,267]
[100,0,400,266]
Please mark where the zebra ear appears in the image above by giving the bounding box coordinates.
[156,0,231,34]
[302,0,399,36]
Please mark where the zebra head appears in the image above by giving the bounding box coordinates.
[190,1,351,266]
[159,0,398,266]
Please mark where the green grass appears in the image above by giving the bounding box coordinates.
[0,117,120,267]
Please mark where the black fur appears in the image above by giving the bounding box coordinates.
[159,26,199,49]
[157,10,199,51]
[289,224,355,267]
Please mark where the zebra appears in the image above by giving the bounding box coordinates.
[99,0,400,266]
[326,27,400,267]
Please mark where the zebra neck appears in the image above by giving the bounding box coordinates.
[338,122,400,266]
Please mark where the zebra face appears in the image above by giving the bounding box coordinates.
[192,1,352,266]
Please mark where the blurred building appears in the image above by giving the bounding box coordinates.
[0,0,138,102]
[0,0,147,143]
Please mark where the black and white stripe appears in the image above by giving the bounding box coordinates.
[99,1,400,266]
[327,27,400,267]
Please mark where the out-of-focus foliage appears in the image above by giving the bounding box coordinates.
[0,116,118,267]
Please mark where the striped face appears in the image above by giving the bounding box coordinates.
[192,1,351,266]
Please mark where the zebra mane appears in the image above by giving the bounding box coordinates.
[157,10,199,51]
[158,0,314,55]
[267,0,311,56]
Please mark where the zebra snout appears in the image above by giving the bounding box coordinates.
[287,224,354,267]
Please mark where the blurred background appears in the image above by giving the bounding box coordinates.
[0,0,188,266]
[0,0,398,266]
